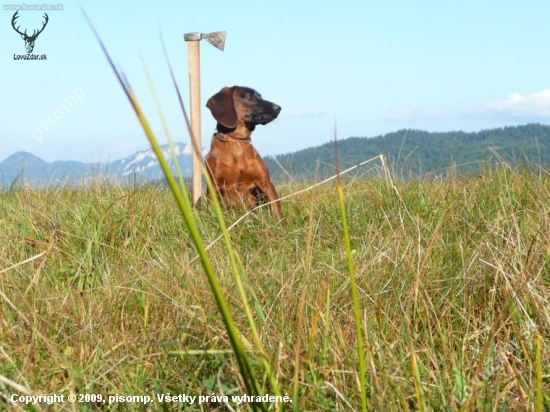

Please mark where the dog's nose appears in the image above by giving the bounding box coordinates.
[273,104,281,113]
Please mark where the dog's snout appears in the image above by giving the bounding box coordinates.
[273,104,281,113]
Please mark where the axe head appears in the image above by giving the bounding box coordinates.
[202,31,226,51]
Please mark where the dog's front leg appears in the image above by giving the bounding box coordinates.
[256,180,282,220]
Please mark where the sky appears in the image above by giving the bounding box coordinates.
[1,0,550,163]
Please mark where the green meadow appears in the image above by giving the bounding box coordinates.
[1,162,548,411]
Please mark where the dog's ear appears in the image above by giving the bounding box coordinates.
[206,87,237,128]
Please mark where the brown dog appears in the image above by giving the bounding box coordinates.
[205,86,282,220]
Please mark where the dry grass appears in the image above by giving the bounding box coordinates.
[0,164,549,410]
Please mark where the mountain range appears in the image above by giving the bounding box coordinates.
[2,124,550,187]
[0,142,194,187]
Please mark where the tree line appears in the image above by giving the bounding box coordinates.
[263,123,550,180]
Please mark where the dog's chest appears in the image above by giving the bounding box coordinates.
[223,149,256,174]
[208,143,260,183]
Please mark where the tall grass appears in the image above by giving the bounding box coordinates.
[1,163,548,410]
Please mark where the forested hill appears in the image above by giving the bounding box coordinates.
[264,123,550,180]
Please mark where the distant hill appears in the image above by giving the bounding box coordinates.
[3,124,550,187]
[0,143,195,188]
[264,123,550,180]
[0,152,96,186]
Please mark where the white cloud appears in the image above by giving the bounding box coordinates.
[386,89,550,123]
[481,89,550,117]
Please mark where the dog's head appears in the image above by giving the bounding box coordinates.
[206,86,281,130]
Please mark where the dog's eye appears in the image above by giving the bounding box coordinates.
[245,93,253,100]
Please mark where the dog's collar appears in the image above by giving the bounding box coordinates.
[214,132,251,143]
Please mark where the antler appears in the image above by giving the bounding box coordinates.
[11,11,26,37]
[11,12,49,40]
[32,13,49,39]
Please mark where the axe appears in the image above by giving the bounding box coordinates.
[184,31,226,204]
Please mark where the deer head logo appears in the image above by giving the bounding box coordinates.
[11,11,49,54]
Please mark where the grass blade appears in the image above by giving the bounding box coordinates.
[83,11,265,407]
[334,121,368,411]
[160,36,281,400]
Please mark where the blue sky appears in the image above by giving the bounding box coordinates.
[1,0,550,162]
